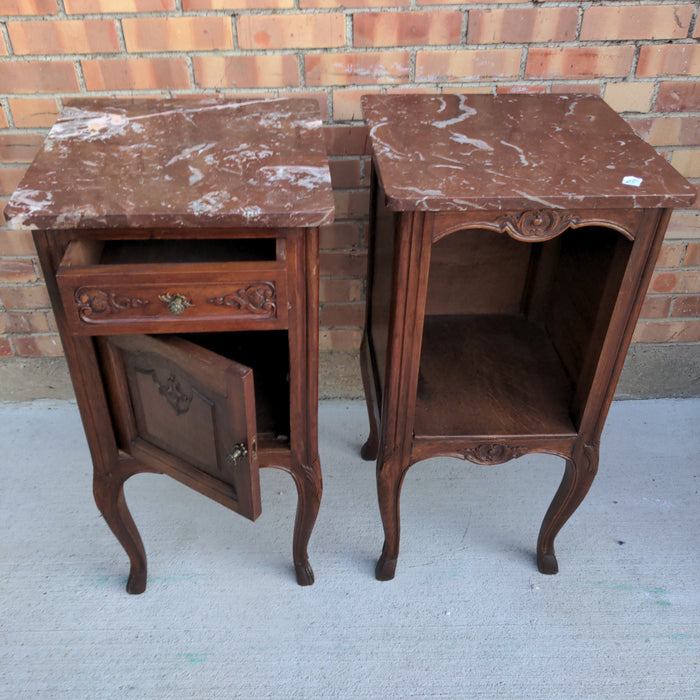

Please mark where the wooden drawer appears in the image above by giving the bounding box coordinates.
[56,239,289,335]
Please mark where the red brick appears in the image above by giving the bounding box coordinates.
[303,0,406,6]
[526,47,635,79]
[671,149,700,179]
[238,13,345,49]
[65,0,176,10]
[82,57,191,91]
[319,329,361,352]
[292,91,329,121]
[0,311,50,334]
[334,190,370,219]
[497,85,547,95]
[305,51,410,86]
[320,303,364,327]
[8,19,120,55]
[666,210,700,238]
[324,125,369,156]
[655,242,686,268]
[0,230,36,256]
[319,277,363,303]
[671,295,700,317]
[0,33,7,57]
[354,11,462,48]
[123,16,234,53]
[329,159,362,189]
[333,89,377,121]
[550,83,602,96]
[320,221,361,249]
[632,320,700,343]
[419,0,510,4]
[684,243,700,267]
[468,8,577,44]
[581,5,692,41]
[0,284,50,310]
[655,82,700,112]
[320,250,367,277]
[0,106,9,129]
[604,82,655,114]
[636,117,700,147]
[0,0,58,14]
[637,45,700,78]
[0,338,12,357]
[0,259,38,283]
[7,98,60,128]
[0,167,26,196]
[185,0,293,8]
[416,49,521,82]
[640,295,672,319]
[650,270,700,294]
[0,135,44,164]
[193,55,299,89]
[13,334,64,357]
[386,86,439,95]
[0,61,79,94]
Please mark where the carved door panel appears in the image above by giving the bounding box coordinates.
[99,334,261,520]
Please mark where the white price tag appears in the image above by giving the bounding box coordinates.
[622,175,643,187]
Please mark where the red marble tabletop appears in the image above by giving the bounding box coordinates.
[362,94,696,212]
[4,97,335,230]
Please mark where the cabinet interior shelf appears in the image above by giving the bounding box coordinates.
[414,314,577,439]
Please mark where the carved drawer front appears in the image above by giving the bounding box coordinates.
[99,334,262,520]
[56,240,288,335]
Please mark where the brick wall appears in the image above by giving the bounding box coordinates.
[0,1,699,376]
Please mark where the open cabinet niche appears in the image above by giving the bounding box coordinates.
[415,224,633,439]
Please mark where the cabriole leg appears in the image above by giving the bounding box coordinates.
[537,443,599,575]
[288,456,322,586]
[93,470,148,595]
[375,456,410,581]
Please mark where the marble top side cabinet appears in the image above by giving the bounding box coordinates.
[360,94,696,581]
[4,97,335,593]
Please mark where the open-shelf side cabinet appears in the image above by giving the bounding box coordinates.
[360,94,696,580]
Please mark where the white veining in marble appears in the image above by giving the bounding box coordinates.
[362,93,696,212]
[4,97,335,230]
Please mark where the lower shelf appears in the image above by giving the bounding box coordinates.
[414,314,577,438]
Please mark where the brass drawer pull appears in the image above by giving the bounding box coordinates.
[158,292,193,315]
[226,443,248,466]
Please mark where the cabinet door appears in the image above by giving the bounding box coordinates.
[99,334,261,520]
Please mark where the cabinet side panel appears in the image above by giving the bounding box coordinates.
[369,188,396,395]
[542,227,631,426]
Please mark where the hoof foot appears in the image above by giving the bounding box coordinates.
[360,439,378,461]
[295,561,315,586]
[537,552,559,575]
[375,554,397,581]
[126,569,147,594]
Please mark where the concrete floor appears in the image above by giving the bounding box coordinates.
[1,399,699,698]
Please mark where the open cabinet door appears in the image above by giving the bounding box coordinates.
[98,334,261,521]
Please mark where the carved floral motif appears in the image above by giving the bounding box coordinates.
[206,282,277,317]
[75,287,150,322]
[460,444,529,465]
[497,210,581,242]
[138,368,192,415]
